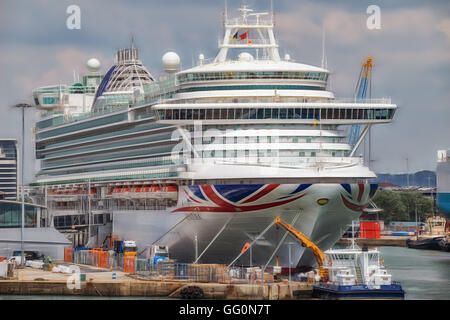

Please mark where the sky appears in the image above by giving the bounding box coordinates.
[0,0,449,183]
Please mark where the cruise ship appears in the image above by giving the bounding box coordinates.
[30,5,397,267]
[437,150,450,219]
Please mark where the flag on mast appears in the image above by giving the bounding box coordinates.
[239,31,248,40]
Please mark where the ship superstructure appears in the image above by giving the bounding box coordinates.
[437,150,450,218]
[31,5,397,267]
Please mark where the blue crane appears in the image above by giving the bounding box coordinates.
[348,57,373,147]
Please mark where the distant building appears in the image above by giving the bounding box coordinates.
[387,221,424,232]
[377,182,401,189]
[0,139,18,200]
[0,199,70,259]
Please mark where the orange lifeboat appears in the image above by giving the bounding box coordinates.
[146,185,161,199]
[130,185,144,199]
[161,184,178,200]
[122,186,131,198]
[112,186,123,198]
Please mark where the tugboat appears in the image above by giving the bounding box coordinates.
[438,235,450,252]
[312,245,405,300]
[406,216,446,250]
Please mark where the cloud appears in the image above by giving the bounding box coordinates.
[437,18,450,43]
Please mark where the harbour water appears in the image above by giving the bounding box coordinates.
[380,246,450,300]
[0,247,448,300]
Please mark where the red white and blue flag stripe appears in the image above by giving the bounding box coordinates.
[172,184,311,213]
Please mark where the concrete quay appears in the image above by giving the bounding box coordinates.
[336,236,409,247]
[0,265,313,299]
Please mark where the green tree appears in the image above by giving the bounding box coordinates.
[398,192,433,222]
[373,190,433,224]
[373,190,407,223]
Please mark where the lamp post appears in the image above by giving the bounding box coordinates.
[14,103,33,267]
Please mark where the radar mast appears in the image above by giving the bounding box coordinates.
[215,4,280,62]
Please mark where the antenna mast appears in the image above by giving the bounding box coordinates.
[270,0,274,23]
[224,0,228,22]
[321,24,327,69]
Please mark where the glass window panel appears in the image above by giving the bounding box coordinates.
[193,109,199,120]
[314,108,320,119]
[186,109,193,120]
[301,109,308,119]
[220,109,227,119]
[180,109,186,120]
[164,109,170,120]
[264,108,272,119]
[280,108,287,119]
[257,108,264,119]
[272,108,279,118]
[206,109,213,120]
[376,109,382,119]
[235,108,242,119]
[333,109,339,119]
[213,108,220,119]
[287,108,294,119]
[227,108,235,119]
[346,109,352,119]
[388,109,394,119]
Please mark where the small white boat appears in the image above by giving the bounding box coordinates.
[313,245,404,299]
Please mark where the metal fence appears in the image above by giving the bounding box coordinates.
[134,259,276,284]
[70,248,276,284]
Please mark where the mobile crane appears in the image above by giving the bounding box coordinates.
[274,216,329,282]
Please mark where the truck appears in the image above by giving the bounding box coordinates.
[122,240,138,255]
[13,250,44,261]
[7,255,25,266]
[113,240,138,255]
[146,245,169,265]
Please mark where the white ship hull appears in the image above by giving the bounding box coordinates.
[112,183,378,267]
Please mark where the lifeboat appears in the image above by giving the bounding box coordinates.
[121,186,131,198]
[111,186,123,199]
[146,185,161,199]
[160,183,178,200]
[130,185,144,199]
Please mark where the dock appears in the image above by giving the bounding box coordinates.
[336,236,409,247]
[0,264,313,299]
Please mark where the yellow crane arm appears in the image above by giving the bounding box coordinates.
[274,216,325,267]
